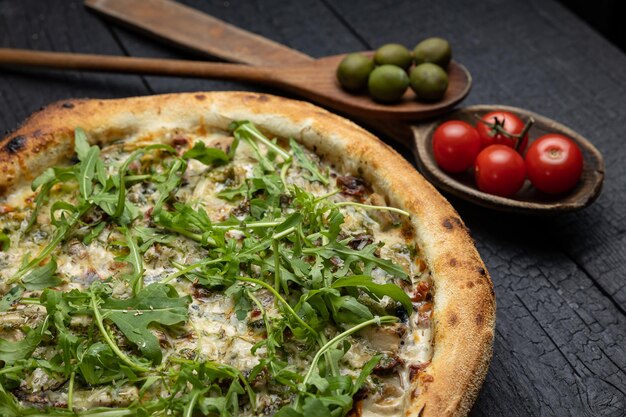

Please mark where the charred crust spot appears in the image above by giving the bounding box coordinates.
[61,102,75,109]
[448,312,458,326]
[194,94,206,101]
[449,257,457,267]
[4,135,25,154]
[477,266,487,276]
[443,216,466,231]
[476,313,484,326]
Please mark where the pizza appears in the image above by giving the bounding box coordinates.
[0,92,495,417]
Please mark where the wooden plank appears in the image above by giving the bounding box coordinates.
[0,0,149,134]
[463,205,626,416]
[85,0,314,65]
[101,0,365,94]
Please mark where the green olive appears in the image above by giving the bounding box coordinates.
[374,43,412,70]
[413,37,452,67]
[409,63,448,102]
[368,65,409,103]
[336,53,375,91]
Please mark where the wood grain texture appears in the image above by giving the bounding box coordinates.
[0,0,625,416]
[85,0,314,66]
[0,0,148,131]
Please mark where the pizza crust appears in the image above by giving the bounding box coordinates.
[0,92,495,417]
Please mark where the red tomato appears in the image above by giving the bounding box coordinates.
[474,145,526,197]
[525,134,583,194]
[476,111,529,152]
[432,121,482,173]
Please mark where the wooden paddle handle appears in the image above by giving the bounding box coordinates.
[0,48,279,83]
[85,0,313,66]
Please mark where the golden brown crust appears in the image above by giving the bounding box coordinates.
[0,92,495,417]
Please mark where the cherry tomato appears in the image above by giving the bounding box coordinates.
[476,111,529,152]
[432,120,482,173]
[474,145,526,197]
[525,134,583,194]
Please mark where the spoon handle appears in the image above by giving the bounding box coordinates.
[0,48,275,83]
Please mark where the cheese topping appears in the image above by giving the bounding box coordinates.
[0,122,433,416]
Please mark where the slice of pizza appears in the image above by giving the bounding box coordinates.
[0,92,495,417]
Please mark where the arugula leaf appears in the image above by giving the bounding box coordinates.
[230,120,290,161]
[99,283,191,364]
[134,226,175,252]
[119,226,144,295]
[82,221,106,245]
[0,286,24,313]
[152,159,186,216]
[26,166,75,232]
[273,212,303,237]
[289,138,329,185]
[0,319,48,365]
[0,232,9,251]
[74,127,91,160]
[302,398,332,417]
[78,146,100,200]
[352,355,381,395]
[0,389,22,417]
[22,258,62,291]
[320,242,409,279]
[183,141,231,166]
[332,275,413,314]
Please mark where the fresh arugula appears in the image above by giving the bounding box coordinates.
[0,121,422,417]
[21,258,63,290]
[183,141,231,165]
[98,283,191,365]
[289,138,329,185]
[0,318,48,365]
[0,231,10,251]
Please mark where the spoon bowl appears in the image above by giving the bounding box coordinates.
[411,105,605,214]
[282,53,472,120]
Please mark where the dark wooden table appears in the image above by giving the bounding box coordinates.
[1,1,625,416]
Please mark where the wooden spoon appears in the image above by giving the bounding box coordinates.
[412,105,605,214]
[0,48,470,121]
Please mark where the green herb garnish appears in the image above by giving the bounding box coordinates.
[0,122,421,417]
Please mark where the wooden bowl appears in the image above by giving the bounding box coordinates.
[411,105,605,214]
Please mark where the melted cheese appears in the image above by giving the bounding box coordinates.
[0,128,434,415]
